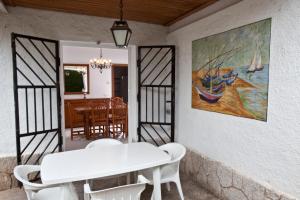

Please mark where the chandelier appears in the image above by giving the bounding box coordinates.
[89,45,112,73]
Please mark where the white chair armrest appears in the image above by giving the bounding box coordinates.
[137,175,150,184]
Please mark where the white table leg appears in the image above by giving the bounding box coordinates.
[152,167,161,200]
[126,173,131,184]
[60,183,79,200]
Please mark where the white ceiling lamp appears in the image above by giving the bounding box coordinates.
[89,41,112,73]
[111,0,132,48]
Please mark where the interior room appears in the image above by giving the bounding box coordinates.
[61,45,129,149]
[0,0,300,200]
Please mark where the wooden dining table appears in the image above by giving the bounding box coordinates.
[74,101,128,139]
[74,106,112,139]
[41,142,171,200]
[74,106,93,139]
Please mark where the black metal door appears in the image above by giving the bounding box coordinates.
[137,46,175,146]
[11,33,62,165]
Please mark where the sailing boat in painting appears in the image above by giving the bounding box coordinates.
[222,70,238,85]
[193,47,239,103]
[194,82,224,103]
[247,48,264,73]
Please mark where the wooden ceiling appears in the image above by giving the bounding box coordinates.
[3,0,218,25]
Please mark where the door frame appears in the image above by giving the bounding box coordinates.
[12,33,62,165]
[111,64,128,98]
[59,41,138,145]
[137,45,176,145]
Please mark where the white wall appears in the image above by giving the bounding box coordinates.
[62,46,128,99]
[0,6,167,157]
[167,0,300,198]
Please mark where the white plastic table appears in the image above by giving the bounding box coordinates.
[41,142,171,200]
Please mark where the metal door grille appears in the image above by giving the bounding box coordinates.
[12,33,62,165]
[137,46,175,145]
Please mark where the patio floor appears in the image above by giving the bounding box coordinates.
[0,173,219,200]
[0,130,219,200]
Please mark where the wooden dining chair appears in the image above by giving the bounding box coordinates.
[110,101,128,138]
[67,102,85,140]
[111,96,124,104]
[89,102,110,138]
[90,98,111,105]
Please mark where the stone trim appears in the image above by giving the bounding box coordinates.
[180,149,297,200]
[0,154,45,191]
[0,156,18,191]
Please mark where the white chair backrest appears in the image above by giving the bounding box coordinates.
[84,175,147,200]
[159,143,186,164]
[85,139,123,149]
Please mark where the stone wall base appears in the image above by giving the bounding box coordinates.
[0,154,44,191]
[0,156,18,191]
[180,149,297,200]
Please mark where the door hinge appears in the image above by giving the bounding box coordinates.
[57,57,61,67]
[137,59,141,68]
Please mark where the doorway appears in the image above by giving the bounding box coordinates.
[112,64,128,103]
[60,41,137,150]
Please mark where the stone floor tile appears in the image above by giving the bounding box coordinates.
[0,174,219,200]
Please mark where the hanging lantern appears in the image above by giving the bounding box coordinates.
[111,0,132,48]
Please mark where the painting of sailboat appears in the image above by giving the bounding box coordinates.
[192,18,271,121]
[247,48,264,73]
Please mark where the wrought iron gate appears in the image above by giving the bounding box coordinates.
[137,46,175,145]
[12,33,62,165]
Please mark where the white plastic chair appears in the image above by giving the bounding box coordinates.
[85,138,123,149]
[84,175,148,200]
[13,165,79,200]
[85,139,129,186]
[139,143,186,200]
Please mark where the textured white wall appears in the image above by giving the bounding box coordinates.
[0,7,167,156]
[62,46,128,99]
[167,0,300,198]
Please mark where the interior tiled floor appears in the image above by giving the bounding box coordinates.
[0,129,219,200]
[64,128,128,150]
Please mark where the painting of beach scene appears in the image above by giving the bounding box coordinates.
[192,18,271,121]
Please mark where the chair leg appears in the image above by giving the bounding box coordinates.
[113,125,116,138]
[175,177,184,200]
[104,125,108,137]
[84,193,89,200]
[71,128,73,140]
[106,125,109,137]
[126,173,131,184]
[93,124,95,137]
[166,182,171,191]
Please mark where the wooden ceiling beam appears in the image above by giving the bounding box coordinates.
[2,0,219,25]
[165,0,218,26]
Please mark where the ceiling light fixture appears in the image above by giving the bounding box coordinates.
[89,41,112,73]
[111,0,132,48]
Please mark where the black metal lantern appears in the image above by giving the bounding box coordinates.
[111,0,132,48]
